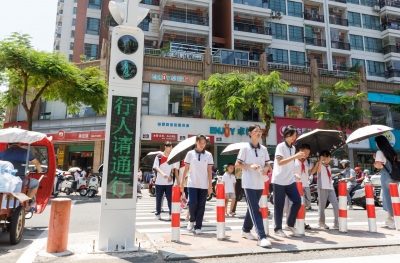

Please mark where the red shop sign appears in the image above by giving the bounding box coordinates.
[47,130,105,141]
[4,122,28,130]
[151,133,178,141]
[275,117,324,142]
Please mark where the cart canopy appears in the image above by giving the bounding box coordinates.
[0,128,52,144]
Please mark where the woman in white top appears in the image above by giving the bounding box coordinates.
[374,135,398,229]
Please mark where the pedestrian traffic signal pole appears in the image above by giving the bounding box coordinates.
[259,181,269,236]
[364,184,377,232]
[389,183,400,230]
[338,181,347,233]
[296,182,305,236]
[216,183,225,240]
[46,198,72,253]
[171,186,181,242]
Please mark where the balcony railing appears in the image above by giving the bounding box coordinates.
[379,0,400,8]
[382,45,400,54]
[268,63,311,73]
[368,71,386,77]
[233,0,269,8]
[329,16,348,26]
[317,63,328,69]
[381,23,400,31]
[140,0,159,5]
[386,69,400,78]
[304,13,324,23]
[161,10,209,26]
[305,37,327,47]
[330,0,347,3]
[360,0,377,6]
[234,21,272,35]
[331,41,351,50]
[318,68,357,77]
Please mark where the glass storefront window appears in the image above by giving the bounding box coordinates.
[370,103,393,127]
[272,95,309,118]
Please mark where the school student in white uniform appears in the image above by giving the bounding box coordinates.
[272,125,303,238]
[180,134,214,235]
[222,163,236,216]
[235,124,273,247]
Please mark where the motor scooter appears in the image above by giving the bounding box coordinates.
[87,174,99,198]
[52,172,65,197]
[61,175,88,196]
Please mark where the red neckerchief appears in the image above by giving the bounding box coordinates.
[325,165,331,182]
[299,159,306,174]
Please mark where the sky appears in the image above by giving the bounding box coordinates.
[0,0,58,91]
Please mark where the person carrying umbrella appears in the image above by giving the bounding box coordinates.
[180,134,214,234]
[153,141,178,221]
[235,124,273,247]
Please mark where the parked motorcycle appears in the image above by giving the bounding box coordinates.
[61,175,88,196]
[52,171,65,197]
[87,173,99,198]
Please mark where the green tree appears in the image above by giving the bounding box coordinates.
[310,77,370,159]
[198,71,289,146]
[0,32,108,131]
[390,89,400,113]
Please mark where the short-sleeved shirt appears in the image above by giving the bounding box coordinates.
[0,146,35,162]
[184,149,214,189]
[237,142,270,190]
[272,141,296,186]
[344,168,357,186]
[222,172,236,193]
[319,164,333,190]
[153,153,174,185]
[294,159,310,187]
[375,150,387,164]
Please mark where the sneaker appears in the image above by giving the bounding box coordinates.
[187,222,194,231]
[318,222,329,230]
[333,221,339,229]
[387,222,396,229]
[385,218,394,226]
[195,229,202,234]
[241,231,257,240]
[286,226,301,237]
[257,238,271,247]
[274,229,288,238]
[155,214,161,220]
[347,205,354,210]
[229,212,235,217]
[284,225,291,231]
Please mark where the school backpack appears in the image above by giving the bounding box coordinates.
[383,156,400,182]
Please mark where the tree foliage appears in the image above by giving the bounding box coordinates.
[390,89,400,113]
[310,77,370,158]
[0,32,108,130]
[198,71,289,146]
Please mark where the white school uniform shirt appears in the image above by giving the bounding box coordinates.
[375,150,387,164]
[237,142,270,190]
[184,149,214,189]
[222,172,236,194]
[272,141,296,186]
[319,164,333,190]
[294,159,310,187]
[153,154,174,185]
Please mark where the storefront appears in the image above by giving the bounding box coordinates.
[272,86,311,119]
[368,92,400,129]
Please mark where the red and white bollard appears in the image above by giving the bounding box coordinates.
[171,186,181,242]
[389,183,400,230]
[364,184,377,232]
[296,182,305,235]
[259,181,269,236]
[338,181,347,233]
[216,183,226,240]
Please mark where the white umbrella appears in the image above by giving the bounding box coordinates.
[142,151,163,166]
[221,142,249,155]
[0,128,50,144]
[167,136,209,165]
[68,167,81,172]
[296,129,345,158]
[346,125,394,144]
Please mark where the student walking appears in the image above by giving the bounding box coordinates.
[231,167,242,215]
[235,124,273,247]
[180,134,214,234]
[222,163,236,217]
[316,150,339,229]
[272,125,303,238]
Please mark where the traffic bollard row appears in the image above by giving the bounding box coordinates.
[389,183,400,231]
[364,184,377,232]
[216,183,226,240]
[171,186,181,242]
[296,182,305,236]
[338,181,347,233]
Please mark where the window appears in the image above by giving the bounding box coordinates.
[84,44,98,60]
[370,103,393,127]
[288,1,302,18]
[138,16,150,31]
[269,0,286,15]
[347,0,359,4]
[72,18,76,26]
[70,42,74,50]
[73,7,77,14]
[360,0,376,6]
[88,0,101,9]
[364,37,382,53]
[350,35,363,50]
[352,58,366,72]
[71,30,75,38]
[268,48,289,64]
[348,12,361,27]
[367,60,385,77]
[290,51,306,66]
[270,23,287,40]
[69,54,73,62]
[289,25,303,42]
[86,18,100,35]
[362,14,380,30]
[272,95,308,118]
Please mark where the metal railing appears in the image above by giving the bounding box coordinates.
[329,16,349,26]
[330,0,347,3]
[305,37,327,47]
[365,46,383,53]
[267,62,310,73]
[381,23,400,31]
[234,21,272,35]
[161,10,209,26]
[233,0,269,8]
[368,71,386,77]
[331,41,351,50]
[318,69,357,77]
[386,69,400,78]
[140,0,159,5]
[144,48,204,61]
[379,0,400,8]
[304,13,324,23]
[382,45,400,54]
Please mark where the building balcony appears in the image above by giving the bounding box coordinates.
[386,69,400,78]
[233,21,273,45]
[331,41,351,50]
[379,0,400,9]
[305,37,327,47]
[383,45,400,54]
[160,9,210,36]
[304,13,324,23]
[329,16,348,27]
[140,0,159,6]
[233,0,269,8]
[360,0,377,6]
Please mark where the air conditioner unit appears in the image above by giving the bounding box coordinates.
[373,5,380,12]
[313,28,321,33]
[333,8,339,13]
[270,11,276,18]
[276,11,282,19]
[151,13,158,18]
[264,21,270,27]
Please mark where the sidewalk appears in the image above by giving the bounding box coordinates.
[145,225,400,261]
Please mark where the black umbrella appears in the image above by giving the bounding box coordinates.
[295,129,345,158]
[141,151,163,166]
[167,136,209,165]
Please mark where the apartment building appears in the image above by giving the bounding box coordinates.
[53,0,110,63]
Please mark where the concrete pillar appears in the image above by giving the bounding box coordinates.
[93,140,104,173]
[202,46,213,119]
[358,65,371,125]
[259,52,269,75]
[310,59,321,112]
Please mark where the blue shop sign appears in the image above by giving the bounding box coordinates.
[157,122,189,128]
[369,130,400,151]
[368,92,400,104]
